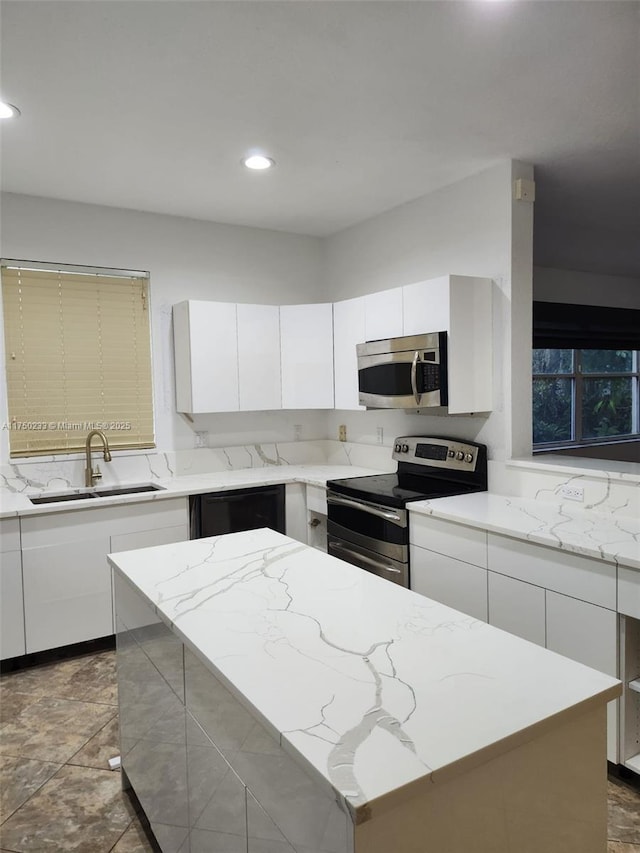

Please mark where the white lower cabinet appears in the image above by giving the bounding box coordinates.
[1,518,25,658]
[285,483,308,545]
[410,516,622,765]
[22,535,112,653]
[410,545,488,622]
[545,591,618,678]
[545,590,619,763]
[488,572,546,646]
[20,498,189,654]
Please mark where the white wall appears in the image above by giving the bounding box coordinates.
[0,162,534,468]
[324,161,534,462]
[533,266,640,308]
[0,193,326,463]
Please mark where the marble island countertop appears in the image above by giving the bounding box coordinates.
[0,463,384,518]
[108,528,621,822]
[410,492,640,570]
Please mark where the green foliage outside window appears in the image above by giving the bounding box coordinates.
[533,349,639,447]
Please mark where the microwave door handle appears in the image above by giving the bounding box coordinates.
[327,494,403,524]
[328,541,403,574]
[411,351,422,405]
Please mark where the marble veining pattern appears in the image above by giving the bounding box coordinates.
[109,529,621,821]
[411,492,640,569]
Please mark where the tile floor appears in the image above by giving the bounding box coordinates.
[0,649,639,853]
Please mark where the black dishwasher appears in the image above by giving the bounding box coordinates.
[189,484,286,539]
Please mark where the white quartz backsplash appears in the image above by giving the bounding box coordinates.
[0,439,397,498]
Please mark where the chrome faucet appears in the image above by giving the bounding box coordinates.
[85,430,112,487]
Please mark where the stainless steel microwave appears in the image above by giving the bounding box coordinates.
[356,331,448,409]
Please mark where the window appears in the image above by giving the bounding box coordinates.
[532,348,640,448]
[2,261,154,457]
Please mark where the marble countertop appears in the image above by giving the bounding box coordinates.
[409,492,640,570]
[0,464,382,518]
[108,528,621,822]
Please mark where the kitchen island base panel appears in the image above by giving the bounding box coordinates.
[355,705,607,853]
[115,573,353,853]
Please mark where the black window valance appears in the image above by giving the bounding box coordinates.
[533,301,640,350]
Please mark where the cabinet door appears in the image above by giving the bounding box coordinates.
[23,536,113,653]
[280,303,334,409]
[545,591,619,763]
[237,303,281,411]
[364,288,403,341]
[174,300,239,413]
[402,277,450,337]
[619,567,640,620]
[333,296,366,410]
[488,572,545,646]
[410,546,488,621]
[285,483,307,545]
[1,551,25,658]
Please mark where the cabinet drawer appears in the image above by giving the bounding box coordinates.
[306,485,327,515]
[487,533,616,609]
[0,517,20,552]
[21,497,188,547]
[410,514,487,568]
[110,523,189,555]
[410,545,488,621]
[618,566,640,619]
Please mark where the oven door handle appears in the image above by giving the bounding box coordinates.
[411,351,422,406]
[328,540,403,574]
[327,494,404,524]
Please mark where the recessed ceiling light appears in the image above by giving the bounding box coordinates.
[0,101,20,119]
[242,154,275,171]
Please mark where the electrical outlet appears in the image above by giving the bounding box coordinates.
[376,426,384,445]
[194,431,208,449]
[338,424,347,442]
[560,484,584,502]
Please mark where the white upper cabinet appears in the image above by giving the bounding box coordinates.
[364,287,404,341]
[333,296,366,411]
[173,301,239,413]
[280,303,334,409]
[402,275,493,414]
[237,303,281,411]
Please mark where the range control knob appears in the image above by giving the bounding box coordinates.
[455,451,464,460]
[401,443,409,453]
[394,443,402,453]
[447,449,455,458]
[465,453,474,463]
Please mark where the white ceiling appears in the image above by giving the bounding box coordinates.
[1,1,639,275]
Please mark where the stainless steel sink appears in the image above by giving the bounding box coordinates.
[93,484,165,498]
[30,491,97,504]
[29,483,165,505]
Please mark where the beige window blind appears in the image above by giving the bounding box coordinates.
[2,264,155,457]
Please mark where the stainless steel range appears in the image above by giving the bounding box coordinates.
[326,435,488,587]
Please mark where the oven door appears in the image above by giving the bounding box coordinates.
[328,535,408,587]
[327,490,409,587]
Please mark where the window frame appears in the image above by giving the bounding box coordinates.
[532,348,640,451]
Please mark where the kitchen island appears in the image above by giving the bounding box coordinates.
[109,529,621,853]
